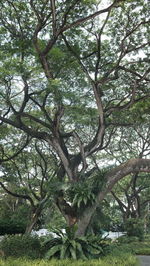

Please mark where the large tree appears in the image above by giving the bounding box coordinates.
[0,0,150,236]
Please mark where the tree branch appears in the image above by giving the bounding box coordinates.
[50,0,57,35]
[61,1,121,32]
[73,131,88,175]
[42,0,120,55]
[0,181,35,207]
[76,158,150,236]
[0,135,31,163]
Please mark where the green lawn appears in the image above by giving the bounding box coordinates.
[0,253,139,266]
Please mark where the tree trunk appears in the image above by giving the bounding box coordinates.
[75,159,150,236]
[25,208,41,234]
[75,205,97,237]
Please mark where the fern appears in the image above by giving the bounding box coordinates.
[43,226,107,260]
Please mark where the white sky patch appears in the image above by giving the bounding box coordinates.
[98,0,111,8]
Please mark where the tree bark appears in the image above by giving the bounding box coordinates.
[25,208,42,234]
[56,195,77,227]
[75,158,150,236]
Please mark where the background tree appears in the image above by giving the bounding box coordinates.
[0,0,150,236]
[0,140,61,233]
[107,125,150,232]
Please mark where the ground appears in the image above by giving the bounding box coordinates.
[138,256,150,266]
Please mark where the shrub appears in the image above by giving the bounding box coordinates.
[135,248,150,255]
[125,218,144,240]
[0,219,26,235]
[0,234,42,259]
[108,234,150,256]
[117,236,139,243]
[43,226,107,260]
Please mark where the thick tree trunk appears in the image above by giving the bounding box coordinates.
[75,159,150,236]
[75,207,97,237]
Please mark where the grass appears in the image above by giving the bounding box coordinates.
[127,241,150,255]
[134,234,150,255]
[0,254,139,266]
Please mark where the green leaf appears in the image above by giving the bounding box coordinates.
[45,244,62,259]
[88,245,103,255]
[87,245,101,255]
[83,197,88,205]
[76,242,87,260]
[70,246,77,259]
[60,243,69,259]
[70,240,77,249]
[77,198,82,208]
